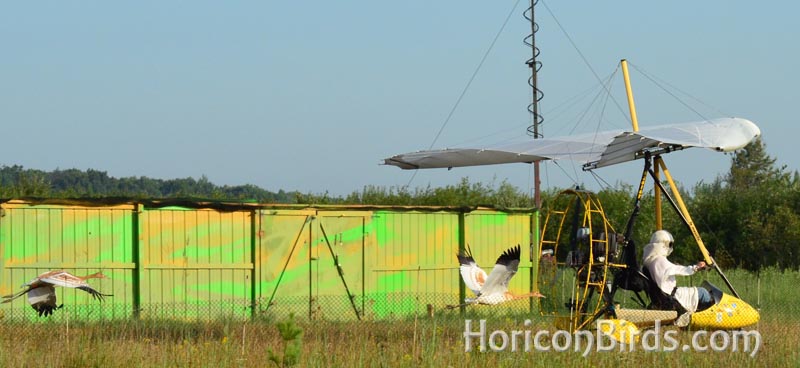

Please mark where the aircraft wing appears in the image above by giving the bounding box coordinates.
[383,117,760,170]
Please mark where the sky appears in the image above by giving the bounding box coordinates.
[0,1,796,198]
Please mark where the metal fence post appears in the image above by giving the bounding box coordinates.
[132,203,142,319]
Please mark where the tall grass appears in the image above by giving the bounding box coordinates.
[0,316,793,367]
[1,268,798,367]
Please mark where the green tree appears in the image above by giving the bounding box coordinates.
[692,138,799,271]
[727,137,790,189]
[268,313,303,367]
[14,170,52,197]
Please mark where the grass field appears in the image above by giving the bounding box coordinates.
[1,269,798,367]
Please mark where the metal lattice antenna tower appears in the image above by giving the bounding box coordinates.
[524,0,543,208]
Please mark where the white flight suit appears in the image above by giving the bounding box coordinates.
[641,230,703,325]
[643,255,700,313]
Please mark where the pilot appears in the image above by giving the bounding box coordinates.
[642,230,714,324]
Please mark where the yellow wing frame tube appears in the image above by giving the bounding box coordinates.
[655,159,713,265]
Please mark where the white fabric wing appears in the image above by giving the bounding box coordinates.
[384,118,760,170]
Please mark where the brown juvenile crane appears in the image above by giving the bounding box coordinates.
[2,270,112,317]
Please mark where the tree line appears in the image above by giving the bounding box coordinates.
[1,138,796,271]
[0,165,297,203]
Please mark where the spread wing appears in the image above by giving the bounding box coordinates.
[478,245,521,297]
[384,118,760,170]
[457,245,488,296]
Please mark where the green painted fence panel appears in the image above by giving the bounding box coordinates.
[137,206,253,319]
[0,202,135,320]
[366,211,460,319]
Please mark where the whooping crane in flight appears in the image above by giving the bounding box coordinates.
[447,244,544,309]
[2,270,112,317]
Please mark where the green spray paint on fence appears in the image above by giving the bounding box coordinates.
[0,200,537,321]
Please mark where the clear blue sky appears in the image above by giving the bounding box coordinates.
[0,1,795,196]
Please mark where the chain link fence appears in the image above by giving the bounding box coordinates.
[1,269,794,336]
[0,292,541,326]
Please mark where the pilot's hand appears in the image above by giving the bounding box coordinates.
[695,261,707,271]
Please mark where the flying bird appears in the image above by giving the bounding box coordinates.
[2,270,112,317]
[447,244,544,309]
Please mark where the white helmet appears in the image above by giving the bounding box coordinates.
[642,230,674,264]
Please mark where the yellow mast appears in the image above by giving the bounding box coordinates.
[620,59,640,132]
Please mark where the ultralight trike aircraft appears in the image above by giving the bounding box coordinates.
[383,60,761,339]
